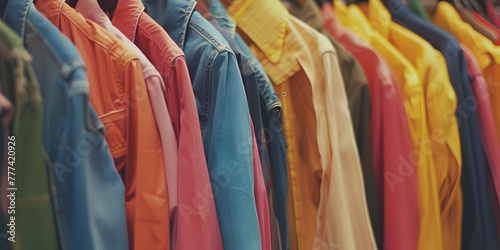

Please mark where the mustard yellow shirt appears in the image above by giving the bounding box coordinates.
[358,1,463,250]
[227,0,377,249]
[433,1,500,154]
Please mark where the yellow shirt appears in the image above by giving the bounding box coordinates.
[433,1,500,152]
[335,2,462,249]
[358,1,463,250]
[227,0,377,249]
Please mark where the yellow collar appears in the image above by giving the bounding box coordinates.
[227,0,289,63]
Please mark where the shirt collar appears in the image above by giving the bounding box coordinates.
[112,0,144,42]
[75,0,113,29]
[33,0,64,29]
[195,0,213,20]
[322,3,371,48]
[3,0,32,41]
[434,1,500,67]
[226,0,289,64]
[210,0,237,37]
[283,0,323,32]
[142,0,197,50]
[357,0,391,39]
[334,1,374,43]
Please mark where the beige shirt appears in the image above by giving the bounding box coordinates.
[226,0,377,248]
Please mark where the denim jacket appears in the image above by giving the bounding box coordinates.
[2,1,128,249]
[210,1,290,248]
[142,0,261,249]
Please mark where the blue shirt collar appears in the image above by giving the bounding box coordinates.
[210,0,236,38]
[3,0,31,41]
[143,0,197,50]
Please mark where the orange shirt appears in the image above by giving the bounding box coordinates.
[35,0,170,249]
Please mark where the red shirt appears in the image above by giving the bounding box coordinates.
[249,119,271,250]
[486,0,500,29]
[110,0,224,249]
[322,4,419,250]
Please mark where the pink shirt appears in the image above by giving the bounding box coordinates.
[460,44,500,205]
[109,0,224,248]
[250,119,271,250]
[75,0,179,216]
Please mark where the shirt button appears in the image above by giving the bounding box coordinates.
[282,92,286,97]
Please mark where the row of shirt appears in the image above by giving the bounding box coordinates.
[1,0,500,249]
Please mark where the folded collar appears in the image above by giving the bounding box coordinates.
[33,0,64,29]
[142,0,197,50]
[75,0,112,29]
[3,0,32,40]
[226,0,289,64]
[210,0,237,37]
[112,0,144,42]
[357,0,391,39]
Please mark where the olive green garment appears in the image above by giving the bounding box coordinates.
[408,0,432,20]
[0,20,59,250]
[279,0,383,249]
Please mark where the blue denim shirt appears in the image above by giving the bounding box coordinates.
[203,16,267,176]
[210,1,289,249]
[3,1,128,249]
[142,0,261,249]
[389,2,499,249]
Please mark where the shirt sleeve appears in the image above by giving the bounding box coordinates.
[168,57,224,250]
[331,41,384,249]
[202,50,262,250]
[313,44,377,249]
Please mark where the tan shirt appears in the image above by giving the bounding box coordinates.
[225,0,377,248]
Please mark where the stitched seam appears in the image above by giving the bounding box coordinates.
[190,19,229,50]
[59,10,136,62]
[200,49,220,133]
[99,108,126,123]
[137,23,180,67]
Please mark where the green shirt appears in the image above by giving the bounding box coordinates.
[0,20,59,250]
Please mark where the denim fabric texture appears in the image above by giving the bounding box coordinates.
[210,1,289,248]
[2,1,128,249]
[142,0,262,249]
